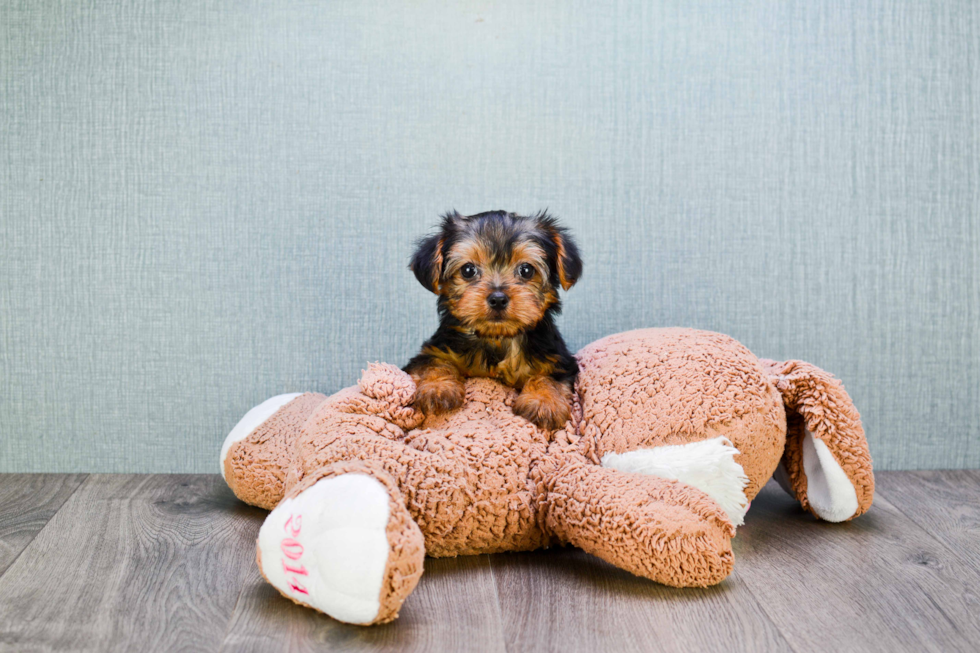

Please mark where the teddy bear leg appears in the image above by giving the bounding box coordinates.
[256,460,425,625]
[544,463,736,587]
[221,392,328,509]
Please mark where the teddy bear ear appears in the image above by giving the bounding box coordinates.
[762,359,875,522]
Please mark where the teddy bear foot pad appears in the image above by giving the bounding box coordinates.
[256,473,414,625]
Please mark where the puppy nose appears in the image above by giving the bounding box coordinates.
[487,291,509,310]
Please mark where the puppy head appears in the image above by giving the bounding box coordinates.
[410,210,582,337]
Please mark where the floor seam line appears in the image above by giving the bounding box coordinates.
[216,577,250,653]
[0,473,90,583]
[727,567,802,653]
[485,554,509,653]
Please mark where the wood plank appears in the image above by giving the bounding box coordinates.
[0,474,87,576]
[3,472,978,652]
[733,477,980,653]
[220,554,506,653]
[875,470,980,571]
[0,474,266,653]
[490,547,791,653]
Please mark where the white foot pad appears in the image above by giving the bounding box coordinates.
[257,474,392,624]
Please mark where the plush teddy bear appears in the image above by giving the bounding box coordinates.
[220,328,873,625]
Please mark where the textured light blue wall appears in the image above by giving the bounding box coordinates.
[1,1,977,472]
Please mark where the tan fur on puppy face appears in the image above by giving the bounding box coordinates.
[442,238,558,338]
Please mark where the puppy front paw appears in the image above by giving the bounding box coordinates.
[412,376,465,416]
[513,376,572,431]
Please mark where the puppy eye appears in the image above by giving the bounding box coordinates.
[460,263,478,280]
[518,263,535,280]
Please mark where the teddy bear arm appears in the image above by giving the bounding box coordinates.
[543,462,736,587]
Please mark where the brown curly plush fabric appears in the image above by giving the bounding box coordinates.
[543,460,736,587]
[575,328,787,501]
[222,328,874,625]
[761,358,874,520]
[224,392,327,510]
[289,370,553,556]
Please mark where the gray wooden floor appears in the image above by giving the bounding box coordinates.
[0,472,977,653]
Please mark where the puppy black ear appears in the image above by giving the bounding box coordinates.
[409,233,445,293]
[538,214,582,290]
[555,231,582,290]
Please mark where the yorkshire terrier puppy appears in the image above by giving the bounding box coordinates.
[404,210,583,431]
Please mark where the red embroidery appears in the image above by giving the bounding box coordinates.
[281,538,304,560]
[282,560,309,576]
[283,514,302,537]
[279,513,309,596]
